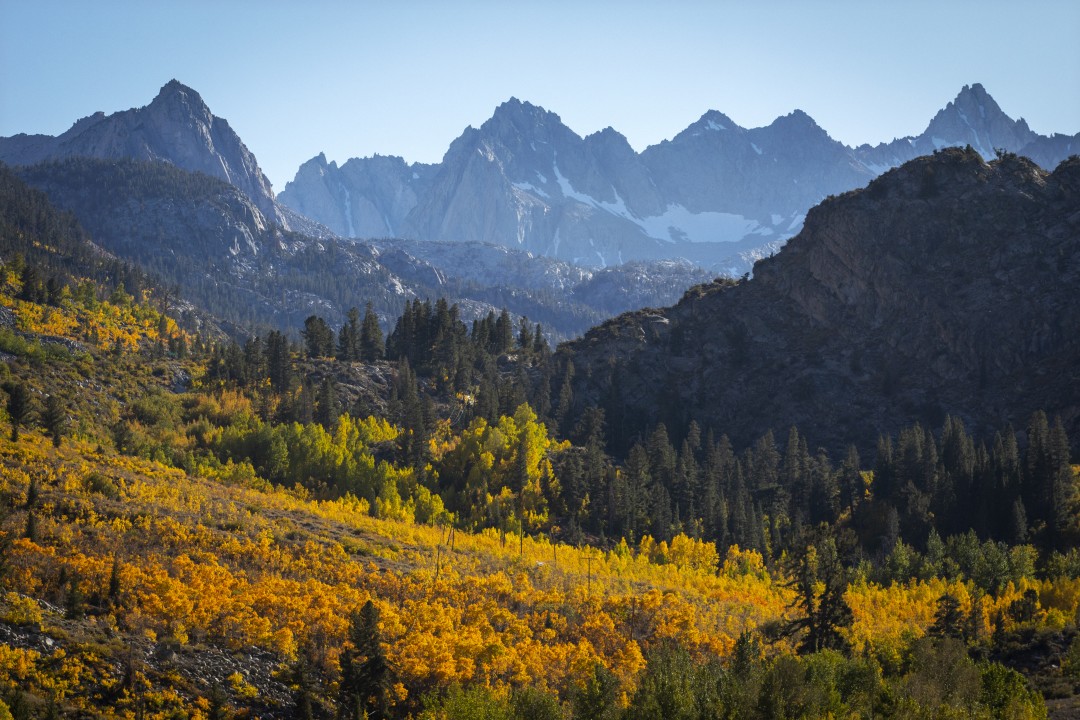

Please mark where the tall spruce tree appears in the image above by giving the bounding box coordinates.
[302,315,335,358]
[360,302,385,362]
[266,331,293,391]
[338,600,391,720]
[315,376,341,430]
[4,381,33,442]
[42,394,67,448]
[338,307,362,362]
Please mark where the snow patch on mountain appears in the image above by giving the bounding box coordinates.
[639,206,771,244]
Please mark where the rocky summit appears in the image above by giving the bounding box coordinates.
[558,148,1080,455]
[0,80,287,227]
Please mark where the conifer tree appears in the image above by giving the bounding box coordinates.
[495,309,513,354]
[108,556,122,606]
[554,360,575,436]
[532,323,548,356]
[338,307,362,362]
[315,376,341,430]
[360,302,385,362]
[3,381,32,442]
[23,511,37,543]
[42,394,67,448]
[302,315,335,358]
[339,600,391,720]
[517,316,533,352]
[25,475,39,510]
[784,529,853,654]
[289,655,316,720]
[266,331,293,391]
[930,592,964,639]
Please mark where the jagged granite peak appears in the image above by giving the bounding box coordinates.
[0,79,287,227]
[656,111,744,151]
[854,83,1075,174]
[559,147,1080,456]
[696,109,740,131]
[767,108,829,136]
[489,97,565,128]
[920,82,1035,157]
[278,150,435,238]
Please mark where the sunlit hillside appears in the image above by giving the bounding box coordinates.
[0,250,1065,719]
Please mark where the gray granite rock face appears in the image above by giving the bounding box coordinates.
[0,80,287,227]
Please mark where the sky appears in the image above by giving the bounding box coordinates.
[2,0,1078,191]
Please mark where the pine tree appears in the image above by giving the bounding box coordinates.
[784,529,853,654]
[302,315,335,358]
[554,360,575,436]
[4,381,33,442]
[517,316,533,353]
[930,593,964,639]
[338,307,362,362]
[339,600,392,720]
[620,444,653,543]
[42,394,67,448]
[243,335,266,386]
[288,654,316,720]
[360,302,385,362]
[23,511,37,543]
[315,376,341,430]
[207,684,230,720]
[532,323,548,356]
[25,475,39,510]
[65,572,85,619]
[18,264,44,303]
[266,331,293,391]
[839,445,862,513]
[494,309,513,354]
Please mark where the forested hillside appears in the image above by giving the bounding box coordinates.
[1,159,1078,718]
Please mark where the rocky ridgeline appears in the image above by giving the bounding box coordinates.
[560,148,1080,454]
[280,85,1079,274]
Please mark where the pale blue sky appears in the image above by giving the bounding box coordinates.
[2,0,1078,189]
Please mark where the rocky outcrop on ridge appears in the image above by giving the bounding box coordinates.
[559,148,1080,455]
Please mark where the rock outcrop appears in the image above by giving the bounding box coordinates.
[559,148,1080,455]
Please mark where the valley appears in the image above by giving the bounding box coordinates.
[0,74,1077,719]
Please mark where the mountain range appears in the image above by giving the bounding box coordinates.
[558,147,1080,455]
[279,84,1078,274]
[7,156,712,340]
[0,82,716,338]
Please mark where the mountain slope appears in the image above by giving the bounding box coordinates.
[281,85,1079,275]
[558,148,1080,455]
[11,158,711,339]
[0,80,288,227]
[278,152,439,238]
